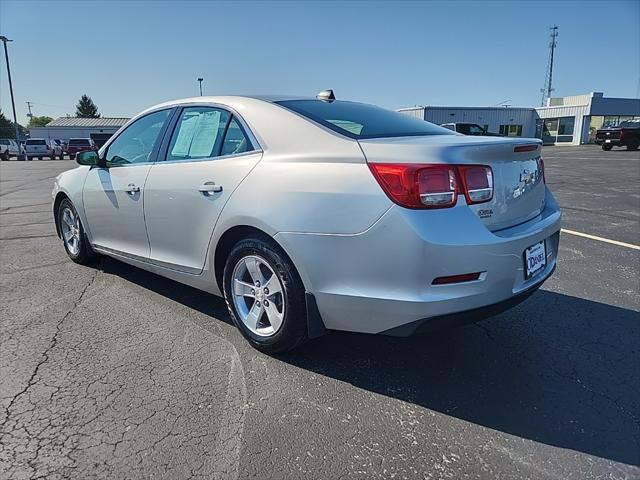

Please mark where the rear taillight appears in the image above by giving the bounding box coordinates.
[537,158,546,184]
[417,165,458,207]
[459,165,493,204]
[368,163,493,209]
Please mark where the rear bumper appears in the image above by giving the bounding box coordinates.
[276,188,561,335]
[595,138,621,145]
[381,264,554,336]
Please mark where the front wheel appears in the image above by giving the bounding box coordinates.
[602,144,613,151]
[57,198,99,264]
[223,236,308,353]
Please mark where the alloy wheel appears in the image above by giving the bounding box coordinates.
[231,255,285,337]
[60,207,81,256]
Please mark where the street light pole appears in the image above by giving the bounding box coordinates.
[197,77,203,96]
[0,36,21,152]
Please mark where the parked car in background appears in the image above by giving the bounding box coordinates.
[0,138,21,160]
[440,122,503,136]
[595,120,640,151]
[52,93,560,352]
[66,138,96,159]
[25,138,63,160]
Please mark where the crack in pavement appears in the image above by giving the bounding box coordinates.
[0,267,100,430]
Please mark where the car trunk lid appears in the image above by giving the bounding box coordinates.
[359,135,545,231]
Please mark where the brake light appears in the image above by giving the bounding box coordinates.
[368,163,493,209]
[514,144,538,153]
[537,158,545,184]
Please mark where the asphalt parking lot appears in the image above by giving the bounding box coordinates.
[1,145,638,479]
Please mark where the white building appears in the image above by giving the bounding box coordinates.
[399,92,640,145]
[29,117,130,148]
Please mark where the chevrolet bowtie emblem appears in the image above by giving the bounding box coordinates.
[520,170,536,185]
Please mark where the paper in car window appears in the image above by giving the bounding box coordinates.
[171,113,198,157]
[189,110,221,158]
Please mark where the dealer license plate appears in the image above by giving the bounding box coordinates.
[524,241,546,279]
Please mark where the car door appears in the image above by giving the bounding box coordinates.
[82,108,173,260]
[144,105,262,273]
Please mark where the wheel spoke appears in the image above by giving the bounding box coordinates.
[263,273,282,296]
[234,279,255,298]
[63,229,73,241]
[62,210,74,228]
[264,301,283,331]
[245,300,263,330]
[244,257,264,285]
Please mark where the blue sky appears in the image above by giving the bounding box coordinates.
[1,0,638,124]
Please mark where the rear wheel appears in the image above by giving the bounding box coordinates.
[223,236,308,353]
[627,142,639,151]
[0,151,7,161]
[57,198,98,265]
[602,144,613,151]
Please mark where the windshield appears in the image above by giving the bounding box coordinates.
[276,100,454,139]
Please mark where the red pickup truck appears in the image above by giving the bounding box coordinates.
[67,138,97,159]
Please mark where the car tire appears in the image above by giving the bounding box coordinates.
[70,154,75,160]
[627,143,639,151]
[223,235,308,353]
[0,151,7,161]
[57,198,99,265]
[602,144,613,151]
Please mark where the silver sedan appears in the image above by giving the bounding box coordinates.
[52,92,561,352]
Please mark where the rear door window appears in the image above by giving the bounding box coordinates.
[167,107,230,161]
[220,117,253,156]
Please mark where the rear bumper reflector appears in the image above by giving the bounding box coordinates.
[432,272,481,285]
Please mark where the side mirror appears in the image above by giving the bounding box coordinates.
[76,150,105,167]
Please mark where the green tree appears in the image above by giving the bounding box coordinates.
[75,94,100,118]
[0,110,26,139]
[27,116,53,128]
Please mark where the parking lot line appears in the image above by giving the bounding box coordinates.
[561,228,640,250]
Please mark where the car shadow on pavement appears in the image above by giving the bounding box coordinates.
[99,258,640,466]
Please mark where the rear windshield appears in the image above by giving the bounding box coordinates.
[276,100,454,139]
[26,139,46,145]
[69,139,91,146]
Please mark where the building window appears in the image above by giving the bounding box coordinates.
[542,116,575,144]
[557,116,575,143]
[499,124,523,136]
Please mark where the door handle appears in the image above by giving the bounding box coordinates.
[126,183,140,194]
[198,182,223,195]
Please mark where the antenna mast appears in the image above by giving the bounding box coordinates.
[540,25,559,107]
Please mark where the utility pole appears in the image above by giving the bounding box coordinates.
[0,36,21,149]
[26,101,34,121]
[197,77,204,96]
[540,25,559,106]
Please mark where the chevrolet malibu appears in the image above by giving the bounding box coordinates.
[52,92,561,352]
